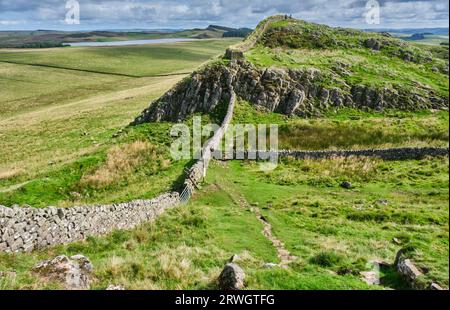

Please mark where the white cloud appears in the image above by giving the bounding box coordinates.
[0,0,447,29]
[0,19,24,25]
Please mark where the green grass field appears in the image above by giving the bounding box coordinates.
[0,27,236,48]
[233,101,449,150]
[1,157,447,290]
[0,39,240,208]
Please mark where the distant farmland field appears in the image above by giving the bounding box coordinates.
[0,38,240,207]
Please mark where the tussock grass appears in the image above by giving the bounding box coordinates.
[309,251,344,268]
[0,169,22,181]
[233,100,449,150]
[80,141,170,189]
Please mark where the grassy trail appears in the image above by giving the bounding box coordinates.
[216,180,297,267]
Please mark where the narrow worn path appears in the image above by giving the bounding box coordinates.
[217,181,297,267]
[251,205,297,267]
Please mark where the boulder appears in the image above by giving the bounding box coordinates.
[218,263,245,290]
[395,250,422,288]
[340,181,352,189]
[364,38,382,51]
[263,263,278,269]
[361,271,380,285]
[376,199,389,206]
[32,255,93,290]
[106,284,125,290]
[430,282,445,291]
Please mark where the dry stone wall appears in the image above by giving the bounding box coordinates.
[0,192,180,253]
[234,147,449,161]
[184,87,236,193]
[225,15,287,60]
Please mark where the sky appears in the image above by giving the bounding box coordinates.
[0,0,448,31]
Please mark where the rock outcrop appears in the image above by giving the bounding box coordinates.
[218,263,245,290]
[32,255,93,290]
[395,249,424,289]
[132,60,448,124]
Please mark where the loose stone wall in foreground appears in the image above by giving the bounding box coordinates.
[0,193,180,253]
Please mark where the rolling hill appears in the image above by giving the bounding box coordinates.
[0,25,252,48]
[0,16,448,291]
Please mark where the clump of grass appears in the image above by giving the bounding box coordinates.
[309,251,344,267]
[0,169,22,181]
[80,141,170,189]
[337,258,368,276]
[265,156,379,187]
[264,156,449,189]
[181,208,208,228]
[305,156,378,180]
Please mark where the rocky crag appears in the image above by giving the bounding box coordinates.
[132,59,448,124]
[132,17,448,124]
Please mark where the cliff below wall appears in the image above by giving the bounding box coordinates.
[132,60,449,124]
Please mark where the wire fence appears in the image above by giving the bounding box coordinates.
[179,185,193,205]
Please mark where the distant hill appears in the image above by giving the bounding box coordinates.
[364,28,449,46]
[223,28,253,38]
[404,33,433,41]
[206,25,236,32]
[365,28,449,35]
[0,24,251,48]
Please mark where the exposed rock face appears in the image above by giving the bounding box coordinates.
[32,255,93,290]
[364,38,383,51]
[218,263,245,290]
[395,249,423,289]
[132,60,448,124]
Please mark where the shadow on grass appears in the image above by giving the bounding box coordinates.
[379,265,412,290]
[171,159,197,192]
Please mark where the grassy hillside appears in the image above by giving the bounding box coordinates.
[0,39,240,208]
[245,18,449,102]
[1,157,447,290]
[0,16,448,291]
[233,101,449,150]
